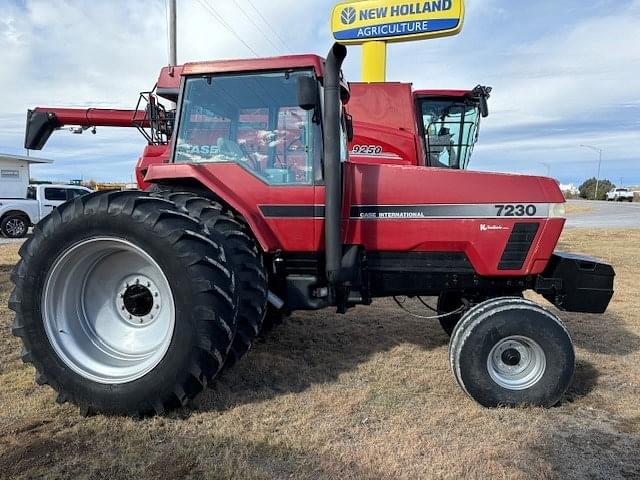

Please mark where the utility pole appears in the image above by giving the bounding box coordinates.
[539,162,551,178]
[580,145,603,200]
[168,0,177,66]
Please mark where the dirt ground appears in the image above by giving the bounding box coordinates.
[1,229,639,480]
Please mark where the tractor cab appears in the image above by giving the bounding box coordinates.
[416,86,491,169]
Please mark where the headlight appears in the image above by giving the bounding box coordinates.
[549,203,566,218]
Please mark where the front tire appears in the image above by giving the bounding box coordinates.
[1,214,29,238]
[449,297,575,407]
[10,191,237,416]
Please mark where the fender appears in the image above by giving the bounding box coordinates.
[144,162,281,252]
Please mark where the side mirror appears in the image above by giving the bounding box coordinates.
[471,85,491,118]
[479,95,489,118]
[297,76,320,111]
[344,112,354,142]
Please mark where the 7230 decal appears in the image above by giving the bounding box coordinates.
[495,204,538,217]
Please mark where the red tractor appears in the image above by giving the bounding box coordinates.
[12,45,614,416]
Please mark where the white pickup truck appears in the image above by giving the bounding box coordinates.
[606,188,635,202]
[0,184,92,238]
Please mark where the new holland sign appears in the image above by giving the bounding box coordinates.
[331,0,464,44]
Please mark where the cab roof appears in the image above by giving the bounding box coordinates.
[413,89,471,98]
[157,54,326,97]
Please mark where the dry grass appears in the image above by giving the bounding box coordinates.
[1,230,639,479]
[564,203,593,215]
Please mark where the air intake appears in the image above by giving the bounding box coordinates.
[499,223,540,270]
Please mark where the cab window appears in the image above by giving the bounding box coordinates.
[44,188,67,201]
[175,70,317,185]
[421,100,480,169]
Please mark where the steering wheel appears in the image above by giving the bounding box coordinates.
[218,138,263,172]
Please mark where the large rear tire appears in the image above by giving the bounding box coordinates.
[10,191,237,416]
[449,297,575,407]
[149,189,268,367]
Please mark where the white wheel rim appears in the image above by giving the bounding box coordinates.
[42,237,175,384]
[487,336,546,390]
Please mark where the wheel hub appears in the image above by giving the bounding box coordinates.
[487,336,546,391]
[116,275,162,325]
[501,348,521,366]
[6,218,26,237]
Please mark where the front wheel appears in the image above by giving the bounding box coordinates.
[1,214,29,238]
[449,297,575,407]
[10,191,237,416]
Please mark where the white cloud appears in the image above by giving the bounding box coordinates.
[0,0,638,183]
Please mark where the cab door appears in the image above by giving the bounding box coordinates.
[168,70,323,252]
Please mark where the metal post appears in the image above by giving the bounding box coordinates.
[168,0,177,66]
[580,145,604,200]
[595,149,602,201]
[539,162,551,177]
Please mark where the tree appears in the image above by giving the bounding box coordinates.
[579,178,615,200]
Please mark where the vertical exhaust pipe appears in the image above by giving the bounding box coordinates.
[168,0,177,66]
[323,43,348,289]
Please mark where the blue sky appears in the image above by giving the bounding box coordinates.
[0,0,639,185]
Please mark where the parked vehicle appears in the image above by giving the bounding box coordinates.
[606,188,634,202]
[0,184,92,238]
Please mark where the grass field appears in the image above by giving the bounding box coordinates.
[1,230,639,479]
[564,203,593,215]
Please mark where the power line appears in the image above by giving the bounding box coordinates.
[244,0,293,53]
[195,0,261,57]
[229,0,282,54]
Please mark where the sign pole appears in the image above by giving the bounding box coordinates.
[362,41,387,82]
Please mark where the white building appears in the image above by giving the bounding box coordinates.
[0,154,52,199]
[559,183,580,195]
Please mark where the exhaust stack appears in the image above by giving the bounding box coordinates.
[323,43,348,292]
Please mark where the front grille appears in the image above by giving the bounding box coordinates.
[499,223,540,270]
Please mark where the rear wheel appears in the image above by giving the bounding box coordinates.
[150,189,268,367]
[449,297,575,407]
[10,191,236,416]
[1,214,29,238]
